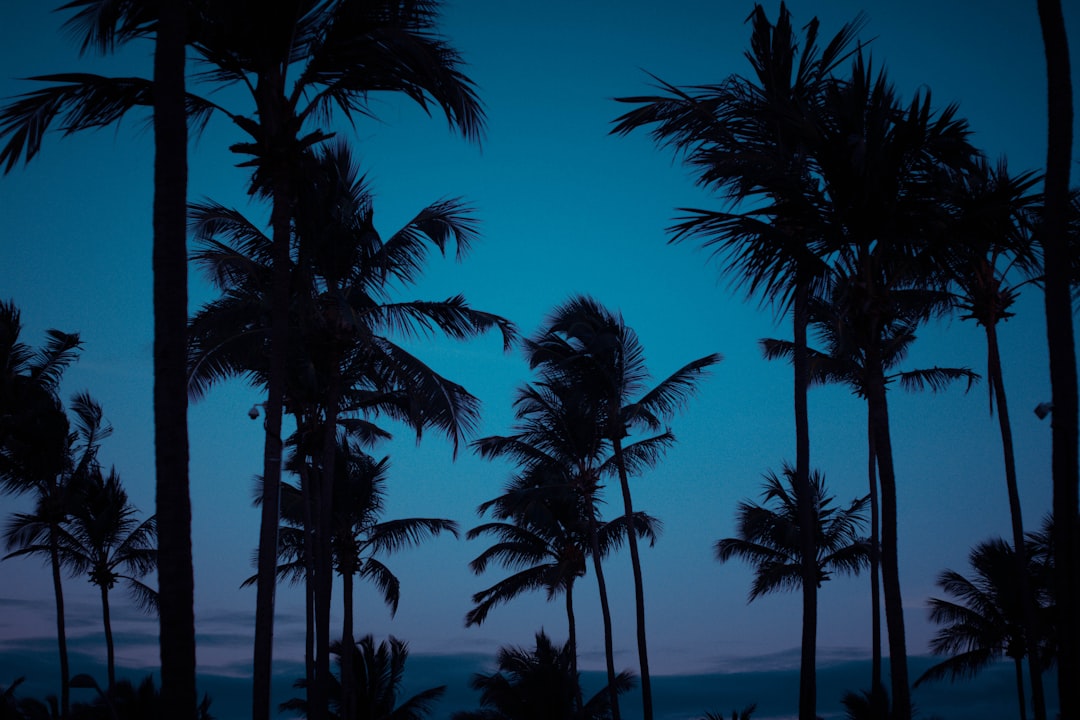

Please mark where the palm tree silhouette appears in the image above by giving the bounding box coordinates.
[611,7,864,717]
[281,635,446,720]
[761,273,979,698]
[68,673,214,720]
[472,376,667,720]
[245,439,456,720]
[451,630,634,720]
[798,52,978,717]
[915,535,1053,720]
[189,141,511,717]
[715,465,869,603]
[53,467,157,691]
[2,387,104,718]
[466,466,658,714]
[1034,3,1079,714]
[1,6,485,716]
[524,295,719,720]
[941,158,1047,719]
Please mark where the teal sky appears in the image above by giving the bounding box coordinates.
[1,0,1078,704]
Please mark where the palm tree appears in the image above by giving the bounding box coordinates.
[466,471,659,715]
[281,635,446,720]
[54,467,158,691]
[915,536,1053,720]
[1,300,81,492]
[524,296,719,720]
[941,158,1047,719]
[761,274,979,697]
[2,390,104,718]
[716,465,869,602]
[472,377,668,719]
[1036,3,1078,716]
[466,496,589,648]
[451,630,635,720]
[247,439,457,720]
[799,52,978,718]
[68,673,214,720]
[189,141,512,717]
[611,8,864,717]
[1,5,485,717]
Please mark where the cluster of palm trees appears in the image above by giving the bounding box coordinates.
[1,301,158,714]
[610,3,1076,719]
[0,2,1076,720]
[465,295,719,720]
[915,518,1057,720]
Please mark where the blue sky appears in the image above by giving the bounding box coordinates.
[1,0,1078,713]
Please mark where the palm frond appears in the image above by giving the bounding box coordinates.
[0,74,218,173]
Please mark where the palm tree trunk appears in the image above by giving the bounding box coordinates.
[867,423,882,697]
[341,563,356,720]
[1015,655,1028,720]
[49,530,70,716]
[612,435,652,720]
[986,323,1046,720]
[566,581,582,714]
[588,514,620,720]
[253,63,291,720]
[315,373,342,720]
[152,4,196,720]
[101,583,115,691]
[296,415,319,710]
[1036,5,1079,719]
[865,363,912,720]
[792,278,817,720]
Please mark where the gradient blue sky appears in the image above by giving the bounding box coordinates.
[1,0,1078,710]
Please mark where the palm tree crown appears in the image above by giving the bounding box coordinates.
[716,466,870,600]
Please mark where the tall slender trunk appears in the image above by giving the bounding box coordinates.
[865,360,911,720]
[566,581,582,714]
[867,424,882,697]
[341,562,355,720]
[315,373,342,720]
[152,4,196,720]
[253,63,291,720]
[101,583,115,691]
[1036,5,1078,719]
[588,513,620,720]
[295,422,319,713]
[986,322,1046,720]
[1015,655,1029,720]
[792,278,817,720]
[611,435,651,720]
[49,529,70,715]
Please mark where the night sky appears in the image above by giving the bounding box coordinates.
[1,0,1077,706]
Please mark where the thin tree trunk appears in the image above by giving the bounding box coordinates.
[867,423,882,698]
[986,322,1046,720]
[1036,5,1078,720]
[296,415,319,710]
[865,364,912,720]
[588,514,620,720]
[253,63,291,720]
[49,531,70,716]
[316,373,342,720]
[101,583,115,691]
[566,581,582,714]
[612,435,651,720]
[1015,655,1028,720]
[341,563,355,720]
[152,4,196,720]
[793,278,817,720]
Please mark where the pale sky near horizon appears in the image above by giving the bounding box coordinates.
[1,0,1078,703]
